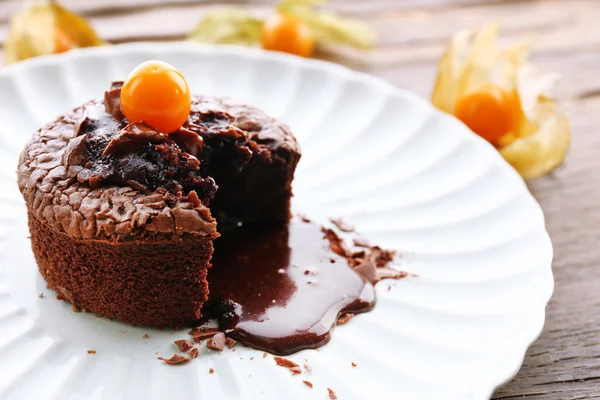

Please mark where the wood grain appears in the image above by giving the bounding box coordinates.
[1,0,599,398]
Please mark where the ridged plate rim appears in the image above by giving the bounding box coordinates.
[0,42,553,400]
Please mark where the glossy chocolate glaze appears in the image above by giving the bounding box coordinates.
[204,220,376,355]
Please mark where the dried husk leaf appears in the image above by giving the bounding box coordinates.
[500,65,570,178]
[187,8,263,46]
[5,0,105,64]
[499,98,570,179]
[456,23,500,98]
[52,2,106,48]
[431,29,472,114]
[278,0,375,49]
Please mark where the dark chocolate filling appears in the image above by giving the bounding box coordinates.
[71,82,271,206]
[202,219,376,355]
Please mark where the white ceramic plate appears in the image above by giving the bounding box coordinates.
[0,43,553,400]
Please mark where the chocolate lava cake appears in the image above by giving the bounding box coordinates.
[17,82,300,327]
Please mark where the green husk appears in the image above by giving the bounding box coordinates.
[277,0,375,49]
[186,1,375,51]
[187,8,263,46]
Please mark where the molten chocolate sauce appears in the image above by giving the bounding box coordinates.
[204,220,375,355]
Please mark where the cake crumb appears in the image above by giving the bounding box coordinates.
[353,237,370,247]
[206,332,226,351]
[190,327,220,342]
[87,350,96,354]
[303,363,312,373]
[323,228,348,257]
[209,368,214,374]
[38,293,44,298]
[263,352,268,358]
[336,313,354,326]
[351,362,357,367]
[376,268,408,281]
[226,337,237,349]
[328,388,338,399]
[142,333,149,339]
[303,380,313,388]
[299,214,311,223]
[274,356,302,375]
[188,348,199,359]
[330,217,354,232]
[158,354,190,365]
[250,357,254,361]
[175,340,193,352]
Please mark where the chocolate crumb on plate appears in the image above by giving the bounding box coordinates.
[38,293,44,298]
[209,368,214,374]
[353,237,370,247]
[299,214,311,223]
[174,340,194,352]
[303,380,314,388]
[274,356,302,375]
[189,327,220,342]
[290,366,302,375]
[352,260,377,284]
[158,354,190,365]
[87,350,96,354]
[322,228,348,257]
[336,313,354,326]
[351,362,357,367]
[142,333,149,339]
[376,269,409,281]
[303,363,312,373]
[328,388,338,400]
[263,352,268,358]
[206,332,226,351]
[225,337,237,348]
[330,217,355,232]
[188,348,199,359]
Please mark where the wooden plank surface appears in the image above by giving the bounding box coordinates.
[1,0,599,398]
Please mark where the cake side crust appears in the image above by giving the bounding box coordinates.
[29,211,213,327]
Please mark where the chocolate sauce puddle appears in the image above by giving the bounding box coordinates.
[203,219,375,355]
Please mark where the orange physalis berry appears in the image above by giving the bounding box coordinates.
[261,14,315,58]
[454,84,521,145]
[120,61,191,134]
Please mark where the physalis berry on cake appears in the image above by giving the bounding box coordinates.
[120,61,191,134]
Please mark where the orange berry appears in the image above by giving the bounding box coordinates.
[261,14,315,58]
[120,61,191,133]
[454,84,521,145]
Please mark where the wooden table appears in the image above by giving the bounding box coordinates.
[0,0,598,398]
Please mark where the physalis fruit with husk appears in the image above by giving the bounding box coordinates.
[432,24,571,179]
[4,0,105,64]
[187,0,375,58]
